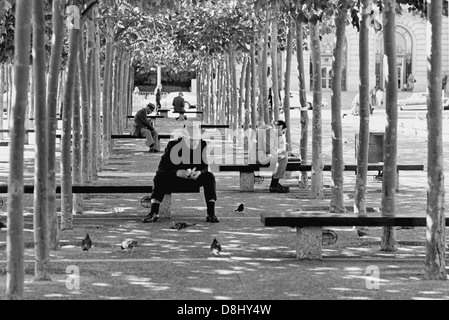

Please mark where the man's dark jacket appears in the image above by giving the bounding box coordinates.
[134,108,154,131]
[156,138,209,177]
[172,95,185,113]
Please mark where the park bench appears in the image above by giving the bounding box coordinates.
[111,133,172,142]
[157,108,171,118]
[219,162,424,191]
[0,184,200,219]
[0,128,50,144]
[126,114,165,126]
[173,110,204,120]
[261,211,449,260]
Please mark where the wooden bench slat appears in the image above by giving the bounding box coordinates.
[0,184,200,194]
[219,163,424,172]
[261,212,446,227]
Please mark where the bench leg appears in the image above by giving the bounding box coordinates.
[240,172,255,191]
[160,111,168,118]
[396,171,399,192]
[160,194,171,219]
[296,227,322,260]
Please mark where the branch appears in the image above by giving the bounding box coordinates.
[81,0,99,25]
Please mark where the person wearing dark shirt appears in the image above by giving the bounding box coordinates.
[133,103,159,152]
[172,92,187,121]
[142,121,219,223]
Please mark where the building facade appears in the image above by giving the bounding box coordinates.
[292,11,449,93]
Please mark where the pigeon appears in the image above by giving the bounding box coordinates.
[170,221,196,230]
[357,229,368,237]
[210,238,222,256]
[81,233,93,251]
[0,221,6,230]
[235,203,244,213]
[121,239,138,252]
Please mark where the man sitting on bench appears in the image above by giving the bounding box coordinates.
[257,120,290,193]
[133,103,160,152]
[142,121,219,223]
[173,92,187,121]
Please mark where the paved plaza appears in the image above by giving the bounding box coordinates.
[0,95,448,301]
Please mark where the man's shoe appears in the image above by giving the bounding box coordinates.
[278,183,290,192]
[142,213,159,223]
[149,148,159,153]
[269,184,290,193]
[206,214,219,223]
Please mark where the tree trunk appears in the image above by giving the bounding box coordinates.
[425,0,446,280]
[6,0,31,300]
[93,18,102,173]
[0,65,4,140]
[72,68,83,215]
[244,54,251,131]
[79,28,91,188]
[230,46,238,134]
[32,0,51,281]
[381,0,398,251]
[309,20,323,198]
[271,0,280,122]
[102,30,113,163]
[330,3,349,213]
[46,0,65,251]
[250,36,258,128]
[239,56,247,130]
[61,6,80,231]
[283,18,293,153]
[261,11,270,125]
[295,17,309,189]
[355,0,371,215]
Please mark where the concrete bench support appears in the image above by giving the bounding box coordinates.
[296,227,322,260]
[240,172,255,191]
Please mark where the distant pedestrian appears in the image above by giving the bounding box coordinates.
[154,84,162,113]
[407,73,415,92]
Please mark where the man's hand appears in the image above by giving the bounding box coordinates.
[176,169,190,179]
[189,170,200,180]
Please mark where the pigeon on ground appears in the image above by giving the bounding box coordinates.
[170,221,196,230]
[210,238,222,256]
[235,203,244,213]
[0,221,6,230]
[81,233,93,251]
[356,229,368,237]
[121,239,138,252]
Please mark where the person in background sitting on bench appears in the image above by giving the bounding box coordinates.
[142,121,219,223]
[269,120,290,193]
[133,103,160,153]
[173,92,187,121]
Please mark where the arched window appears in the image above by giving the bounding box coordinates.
[375,26,413,90]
